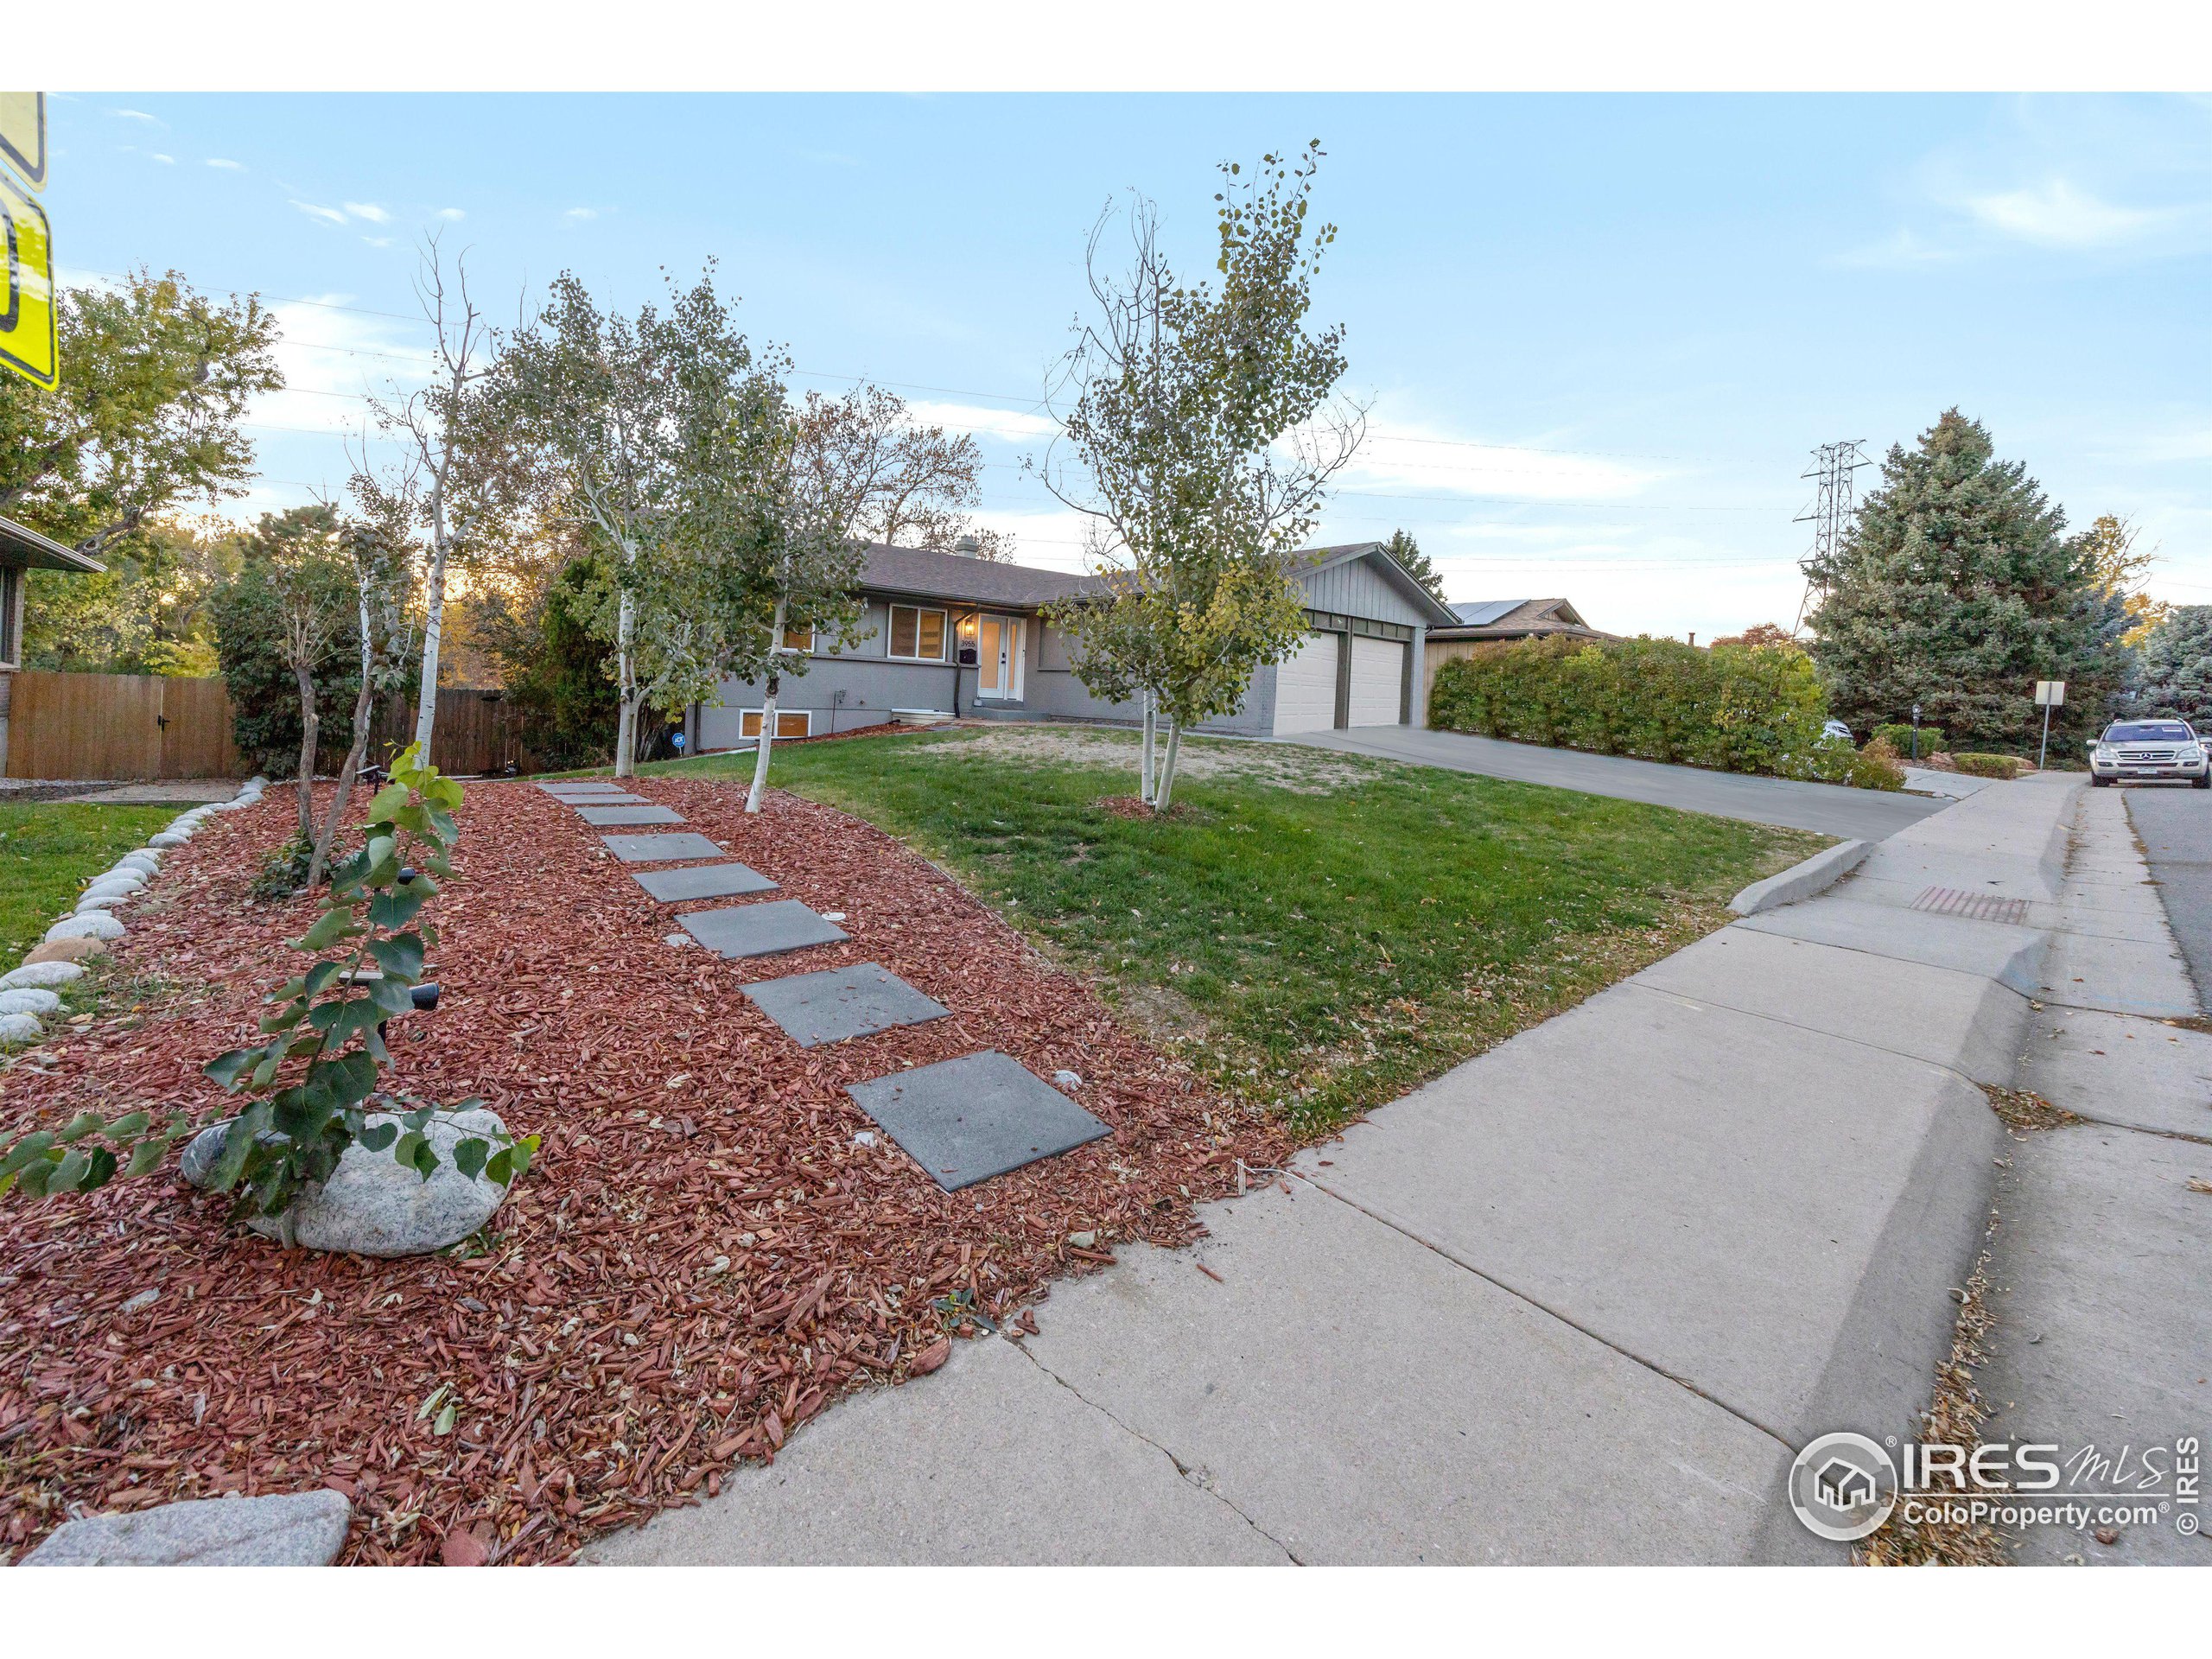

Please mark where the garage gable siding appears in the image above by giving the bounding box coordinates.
[1298,552,1436,630]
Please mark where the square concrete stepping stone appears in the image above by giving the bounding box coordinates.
[560,791,647,806]
[631,862,779,903]
[602,832,725,863]
[679,900,848,959]
[743,962,950,1047]
[578,804,684,826]
[538,781,631,796]
[847,1051,1109,1192]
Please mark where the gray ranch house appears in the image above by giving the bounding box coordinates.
[693,539,1458,749]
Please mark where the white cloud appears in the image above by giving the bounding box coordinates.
[206,157,244,171]
[563,207,598,220]
[111,108,161,125]
[1961,179,2178,248]
[343,200,391,224]
[1342,421,1662,503]
[436,207,466,221]
[898,398,1060,442]
[251,294,439,446]
[290,200,348,226]
[149,152,175,165]
[361,236,394,249]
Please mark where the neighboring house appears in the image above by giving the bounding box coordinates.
[1421,596,1612,710]
[0,514,105,776]
[696,539,1459,748]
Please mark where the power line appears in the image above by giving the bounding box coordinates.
[1790,440,1869,631]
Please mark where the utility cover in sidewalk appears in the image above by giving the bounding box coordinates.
[679,900,848,958]
[630,862,779,903]
[846,1051,1109,1191]
[602,832,725,863]
[578,804,684,826]
[744,961,950,1047]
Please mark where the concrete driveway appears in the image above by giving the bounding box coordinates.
[2123,783,2212,1000]
[1285,725,1953,841]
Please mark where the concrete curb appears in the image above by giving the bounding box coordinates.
[1728,838,1870,916]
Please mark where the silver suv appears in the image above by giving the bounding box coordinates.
[2089,719,2209,788]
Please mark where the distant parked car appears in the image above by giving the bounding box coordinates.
[1821,719,1854,744]
[2088,720,2209,788]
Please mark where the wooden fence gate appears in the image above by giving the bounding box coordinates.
[372,688,529,778]
[2,671,243,781]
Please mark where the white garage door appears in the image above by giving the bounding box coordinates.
[1272,632,1340,734]
[1347,636,1406,727]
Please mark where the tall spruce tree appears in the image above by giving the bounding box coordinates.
[2132,606,2212,730]
[1383,528,1451,607]
[1805,410,2127,751]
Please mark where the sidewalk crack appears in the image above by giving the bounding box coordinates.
[999,1336,1304,1564]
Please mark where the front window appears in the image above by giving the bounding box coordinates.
[2104,722,2192,744]
[888,604,947,662]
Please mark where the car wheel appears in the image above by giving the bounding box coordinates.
[2091,775,2111,787]
[2193,774,2209,791]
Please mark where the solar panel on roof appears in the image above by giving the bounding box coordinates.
[1450,600,1526,626]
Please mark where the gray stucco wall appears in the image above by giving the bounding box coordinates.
[696,557,1429,749]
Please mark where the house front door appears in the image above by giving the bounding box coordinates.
[976,614,1024,701]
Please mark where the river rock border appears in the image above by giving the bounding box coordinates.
[0,777,266,1052]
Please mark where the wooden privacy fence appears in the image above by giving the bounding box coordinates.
[372,688,530,778]
[3,674,529,782]
[3,671,243,781]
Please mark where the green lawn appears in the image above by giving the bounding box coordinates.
[638,726,1826,1134]
[0,803,175,968]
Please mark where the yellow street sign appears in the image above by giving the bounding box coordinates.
[0,92,43,192]
[0,166,56,389]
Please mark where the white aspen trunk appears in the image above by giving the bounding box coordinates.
[745,595,788,815]
[1140,692,1156,804]
[613,582,639,779]
[1154,717,1184,812]
[412,521,448,756]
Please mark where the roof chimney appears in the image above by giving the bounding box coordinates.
[952,534,981,557]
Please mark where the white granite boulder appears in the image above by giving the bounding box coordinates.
[112,853,161,877]
[1,961,86,991]
[0,1012,43,1046]
[0,987,61,1017]
[76,893,130,913]
[149,831,190,849]
[22,1490,351,1566]
[48,912,125,944]
[85,873,146,898]
[181,1107,515,1257]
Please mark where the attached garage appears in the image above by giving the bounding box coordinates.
[1347,636,1406,728]
[1272,631,1341,734]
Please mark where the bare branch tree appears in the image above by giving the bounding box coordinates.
[367,235,496,759]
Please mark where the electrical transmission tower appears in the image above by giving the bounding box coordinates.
[1791,440,1869,632]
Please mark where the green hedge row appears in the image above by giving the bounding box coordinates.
[1427,636,1903,790]
[1872,722,1945,760]
[1951,752,2022,780]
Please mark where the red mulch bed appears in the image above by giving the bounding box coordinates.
[0,776,1288,1564]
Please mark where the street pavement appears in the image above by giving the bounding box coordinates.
[1284,724,1951,841]
[2125,784,2212,1002]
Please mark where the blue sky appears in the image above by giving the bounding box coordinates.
[45,92,2212,639]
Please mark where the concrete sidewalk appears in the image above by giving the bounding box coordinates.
[1284,724,1952,841]
[589,774,2098,1566]
[1974,785,2210,1566]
